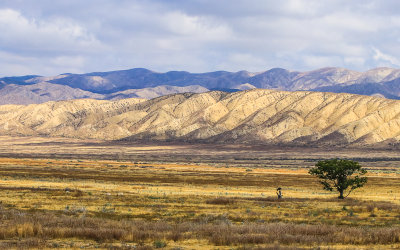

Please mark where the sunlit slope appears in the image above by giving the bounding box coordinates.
[0,89,399,146]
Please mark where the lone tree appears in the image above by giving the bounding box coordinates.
[309,159,367,199]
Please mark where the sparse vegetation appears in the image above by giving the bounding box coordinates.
[206,196,236,205]
[0,143,398,248]
[309,159,368,199]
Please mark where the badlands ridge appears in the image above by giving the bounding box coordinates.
[0,89,399,146]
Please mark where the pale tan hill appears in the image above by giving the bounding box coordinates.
[289,67,361,90]
[25,74,70,84]
[0,82,209,105]
[106,85,209,100]
[4,67,400,102]
[0,82,103,105]
[357,67,400,83]
[0,89,399,146]
[234,83,256,90]
[289,67,400,90]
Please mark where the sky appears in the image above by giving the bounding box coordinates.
[1,0,400,77]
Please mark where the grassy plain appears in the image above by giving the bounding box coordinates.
[0,136,399,249]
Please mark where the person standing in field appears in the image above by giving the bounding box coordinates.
[276,187,283,199]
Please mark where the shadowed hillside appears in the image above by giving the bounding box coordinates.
[0,89,399,146]
[2,67,400,105]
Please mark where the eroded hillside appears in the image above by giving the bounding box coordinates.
[0,89,399,146]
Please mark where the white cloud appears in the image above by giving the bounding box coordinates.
[217,53,268,72]
[302,55,343,69]
[372,47,400,67]
[0,8,103,55]
[163,11,232,40]
[1,0,400,76]
[0,8,104,76]
[344,57,366,68]
[0,50,85,76]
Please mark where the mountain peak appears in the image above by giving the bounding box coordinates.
[1,66,400,104]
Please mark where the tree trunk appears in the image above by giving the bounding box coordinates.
[338,190,344,199]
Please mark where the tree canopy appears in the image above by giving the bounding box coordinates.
[309,159,367,199]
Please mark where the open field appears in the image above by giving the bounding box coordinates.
[1,136,400,170]
[0,137,399,249]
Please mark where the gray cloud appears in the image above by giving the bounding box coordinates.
[1,0,400,76]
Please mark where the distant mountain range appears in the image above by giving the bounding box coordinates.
[1,67,400,104]
[1,89,399,147]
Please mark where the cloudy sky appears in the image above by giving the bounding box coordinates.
[1,0,400,76]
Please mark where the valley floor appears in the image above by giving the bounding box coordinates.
[0,136,399,249]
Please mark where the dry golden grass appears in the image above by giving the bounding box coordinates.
[0,139,398,249]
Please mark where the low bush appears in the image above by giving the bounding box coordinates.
[206,197,236,205]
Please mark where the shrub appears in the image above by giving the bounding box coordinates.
[153,240,167,248]
[206,197,235,205]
